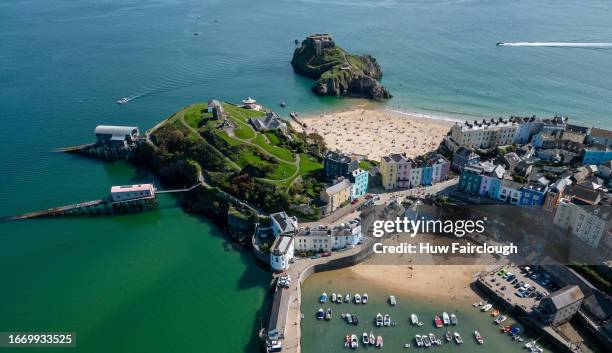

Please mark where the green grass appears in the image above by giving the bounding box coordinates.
[266,163,297,181]
[253,134,295,163]
[299,153,323,174]
[183,104,208,128]
[265,132,281,146]
[216,131,242,147]
[222,103,265,124]
[359,159,377,171]
[231,121,256,139]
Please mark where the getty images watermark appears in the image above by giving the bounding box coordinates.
[370,217,518,256]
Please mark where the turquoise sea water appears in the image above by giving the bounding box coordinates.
[1,0,611,352]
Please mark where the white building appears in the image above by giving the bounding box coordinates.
[270,235,294,272]
[95,125,139,148]
[498,180,522,204]
[110,184,155,202]
[293,219,361,253]
[449,118,519,150]
[553,199,611,249]
[270,211,298,237]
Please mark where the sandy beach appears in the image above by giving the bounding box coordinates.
[297,108,454,161]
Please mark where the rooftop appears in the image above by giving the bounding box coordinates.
[324,179,352,195]
[544,285,584,310]
[110,184,155,194]
[325,150,354,164]
[95,125,139,137]
[590,127,612,140]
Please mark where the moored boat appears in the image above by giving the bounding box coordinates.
[351,334,359,349]
[376,335,383,347]
[454,332,463,344]
[423,335,431,347]
[369,331,375,345]
[344,334,350,348]
[383,314,391,326]
[345,313,353,324]
[354,293,361,304]
[411,313,418,325]
[337,294,343,304]
[445,330,452,342]
[474,330,484,344]
[362,332,369,345]
[450,313,458,325]
[428,333,437,345]
[344,293,350,303]
[320,292,327,303]
[415,334,423,347]
[331,293,337,302]
[442,312,450,326]
[500,325,512,333]
[434,315,443,328]
[494,315,507,324]
[352,314,359,325]
[362,293,368,304]
[389,295,396,306]
[325,308,332,320]
[316,308,324,320]
[376,313,383,327]
[491,309,500,317]
[481,303,493,312]
[510,327,521,336]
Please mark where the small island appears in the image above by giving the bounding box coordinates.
[291,34,392,100]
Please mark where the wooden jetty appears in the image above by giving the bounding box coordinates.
[289,112,307,129]
[56,142,140,161]
[56,125,143,161]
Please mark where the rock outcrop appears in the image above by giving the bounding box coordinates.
[291,34,392,100]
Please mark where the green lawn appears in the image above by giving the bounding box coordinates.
[184,104,208,128]
[253,134,295,163]
[216,131,242,146]
[266,162,297,180]
[222,103,265,124]
[231,119,256,139]
[265,132,281,146]
[299,153,323,174]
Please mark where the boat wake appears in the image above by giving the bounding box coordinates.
[497,41,612,48]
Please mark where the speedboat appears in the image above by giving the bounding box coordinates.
[325,308,332,320]
[351,334,358,349]
[450,313,458,325]
[494,315,507,324]
[376,313,383,327]
[474,330,484,344]
[369,331,375,345]
[354,294,361,304]
[344,293,350,303]
[316,308,324,320]
[434,315,443,328]
[331,293,337,302]
[376,335,383,347]
[454,332,463,344]
[383,314,391,326]
[362,293,368,304]
[362,332,369,345]
[411,313,418,325]
[352,314,359,325]
[320,292,327,303]
[116,97,129,104]
[481,304,493,312]
[345,314,353,324]
[445,330,452,342]
[389,295,396,306]
[415,335,423,347]
[496,42,505,46]
[344,335,350,348]
[510,327,521,336]
[423,335,431,347]
[442,312,450,326]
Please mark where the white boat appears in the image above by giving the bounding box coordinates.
[325,308,332,320]
[411,313,418,325]
[418,321,423,327]
[376,313,383,327]
[454,332,463,344]
[494,315,507,324]
[332,293,337,302]
[362,293,368,304]
[344,293,350,303]
[445,330,452,341]
[415,335,423,347]
[423,335,431,347]
[481,304,493,312]
[354,294,361,304]
[474,330,484,344]
[351,334,358,349]
[345,313,353,324]
[442,312,450,325]
[344,335,350,348]
[320,292,327,303]
[376,335,383,348]
[116,97,130,104]
[369,331,375,345]
[450,313,458,325]
[383,314,391,326]
[337,293,343,304]
[428,333,437,345]
[362,332,369,345]
[525,341,536,349]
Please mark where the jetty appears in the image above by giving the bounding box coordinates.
[289,112,307,129]
[57,125,143,161]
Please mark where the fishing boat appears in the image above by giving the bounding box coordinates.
[411,313,418,325]
[494,315,507,324]
[442,312,450,326]
[362,332,369,345]
[423,335,431,347]
[481,304,493,312]
[345,314,353,324]
[362,293,368,304]
[383,314,391,326]
[491,309,500,317]
[352,314,359,325]
[116,97,129,104]
[415,335,423,347]
[316,308,324,320]
[445,330,452,342]
[320,292,327,303]
[344,335,350,348]
[474,330,484,344]
[325,308,332,320]
[344,293,350,303]
[369,331,375,345]
[428,333,437,345]
[454,332,463,344]
[389,295,396,306]
[434,315,443,328]
[510,327,521,336]
[376,313,383,327]
[354,294,361,304]
[376,335,383,348]
[351,334,359,349]
[450,313,458,325]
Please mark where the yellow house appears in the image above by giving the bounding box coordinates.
[380,153,412,190]
[320,179,351,212]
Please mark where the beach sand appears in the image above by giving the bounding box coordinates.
[297,107,454,161]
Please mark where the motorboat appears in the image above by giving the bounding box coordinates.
[351,334,358,349]
[481,304,493,312]
[345,313,353,324]
[418,321,423,326]
[362,293,368,304]
[445,330,452,342]
[434,315,443,328]
[423,335,431,347]
[344,293,350,303]
[428,333,437,345]
[316,308,324,320]
[525,341,535,349]
[376,335,383,347]
[494,315,507,324]
[500,325,512,333]
[454,332,463,344]
[442,312,450,326]
[325,308,332,320]
[354,294,361,304]
[320,292,327,303]
[411,313,418,325]
[331,293,337,302]
[389,295,396,306]
[415,335,423,347]
[280,101,286,108]
[338,294,343,304]
[450,313,458,325]
[510,327,521,336]
[369,331,375,345]
[474,330,484,344]
[376,313,383,327]
[362,332,369,345]
[344,335,350,348]
[383,314,391,326]
[116,97,130,104]
[491,309,500,317]
[352,314,359,325]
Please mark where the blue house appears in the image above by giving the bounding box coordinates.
[348,168,369,199]
[323,151,358,180]
[519,182,549,207]
[488,178,502,199]
[582,145,612,165]
[421,166,433,186]
[459,166,483,195]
